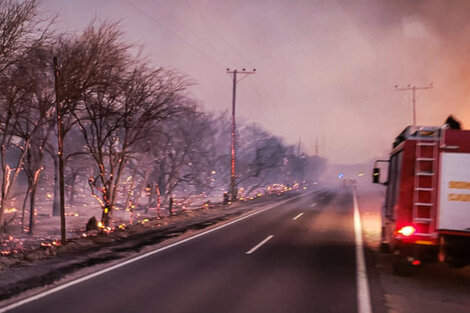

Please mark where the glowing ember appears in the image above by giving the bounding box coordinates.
[4,208,17,213]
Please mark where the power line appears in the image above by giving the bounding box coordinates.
[147,0,237,63]
[126,1,275,118]
[124,0,227,68]
[395,83,433,127]
[184,0,252,67]
[126,1,277,148]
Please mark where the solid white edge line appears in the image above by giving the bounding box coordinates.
[245,235,274,255]
[353,188,373,313]
[292,212,304,220]
[0,190,316,313]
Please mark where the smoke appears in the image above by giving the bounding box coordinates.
[350,0,470,124]
[39,0,470,164]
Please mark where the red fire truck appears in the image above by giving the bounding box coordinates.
[373,125,470,274]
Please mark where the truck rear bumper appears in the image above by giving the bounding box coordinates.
[394,241,439,262]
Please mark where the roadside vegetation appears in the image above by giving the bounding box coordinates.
[0,0,325,255]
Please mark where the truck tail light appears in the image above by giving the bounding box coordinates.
[397,225,416,237]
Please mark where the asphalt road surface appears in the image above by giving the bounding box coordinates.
[5,186,364,313]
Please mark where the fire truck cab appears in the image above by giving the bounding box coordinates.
[373,125,470,274]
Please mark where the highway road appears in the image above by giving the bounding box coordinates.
[4,186,369,313]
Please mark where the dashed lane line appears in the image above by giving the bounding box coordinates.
[0,190,316,313]
[245,235,274,255]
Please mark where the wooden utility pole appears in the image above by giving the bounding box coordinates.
[226,68,256,201]
[315,138,320,157]
[395,83,433,127]
[53,56,66,243]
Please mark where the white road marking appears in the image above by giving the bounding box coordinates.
[245,235,274,255]
[292,212,304,220]
[310,202,317,207]
[0,190,316,313]
[353,188,373,313]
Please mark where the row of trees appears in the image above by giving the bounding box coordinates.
[0,0,325,239]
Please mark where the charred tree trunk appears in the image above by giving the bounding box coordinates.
[28,168,42,235]
[21,188,31,232]
[145,182,153,214]
[101,203,112,227]
[0,164,8,234]
[125,170,136,224]
[28,184,37,234]
[68,172,78,204]
[156,183,161,218]
[69,182,75,204]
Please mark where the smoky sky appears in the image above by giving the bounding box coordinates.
[40,0,470,164]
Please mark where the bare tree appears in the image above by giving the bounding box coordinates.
[46,21,131,216]
[123,139,157,214]
[180,109,220,195]
[74,61,187,226]
[237,124,287,195]
[12,46,55,234]
[0,0,51,74]
[0,48,53,233]
[0,0,52,234]
[0,65,32,232]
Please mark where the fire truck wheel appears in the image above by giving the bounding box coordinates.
[379,227,390,253]
[379,242,390,253]
[440,237,467,268]
[392,254,413,276]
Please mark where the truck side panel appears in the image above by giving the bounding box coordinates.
[438,152,470,232]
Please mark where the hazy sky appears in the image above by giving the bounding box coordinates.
[40,0,470,164]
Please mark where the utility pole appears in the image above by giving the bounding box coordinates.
[53,56,66,244]
[226,68,256,202]
[315,138,320,157]
[395,83,433,127]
